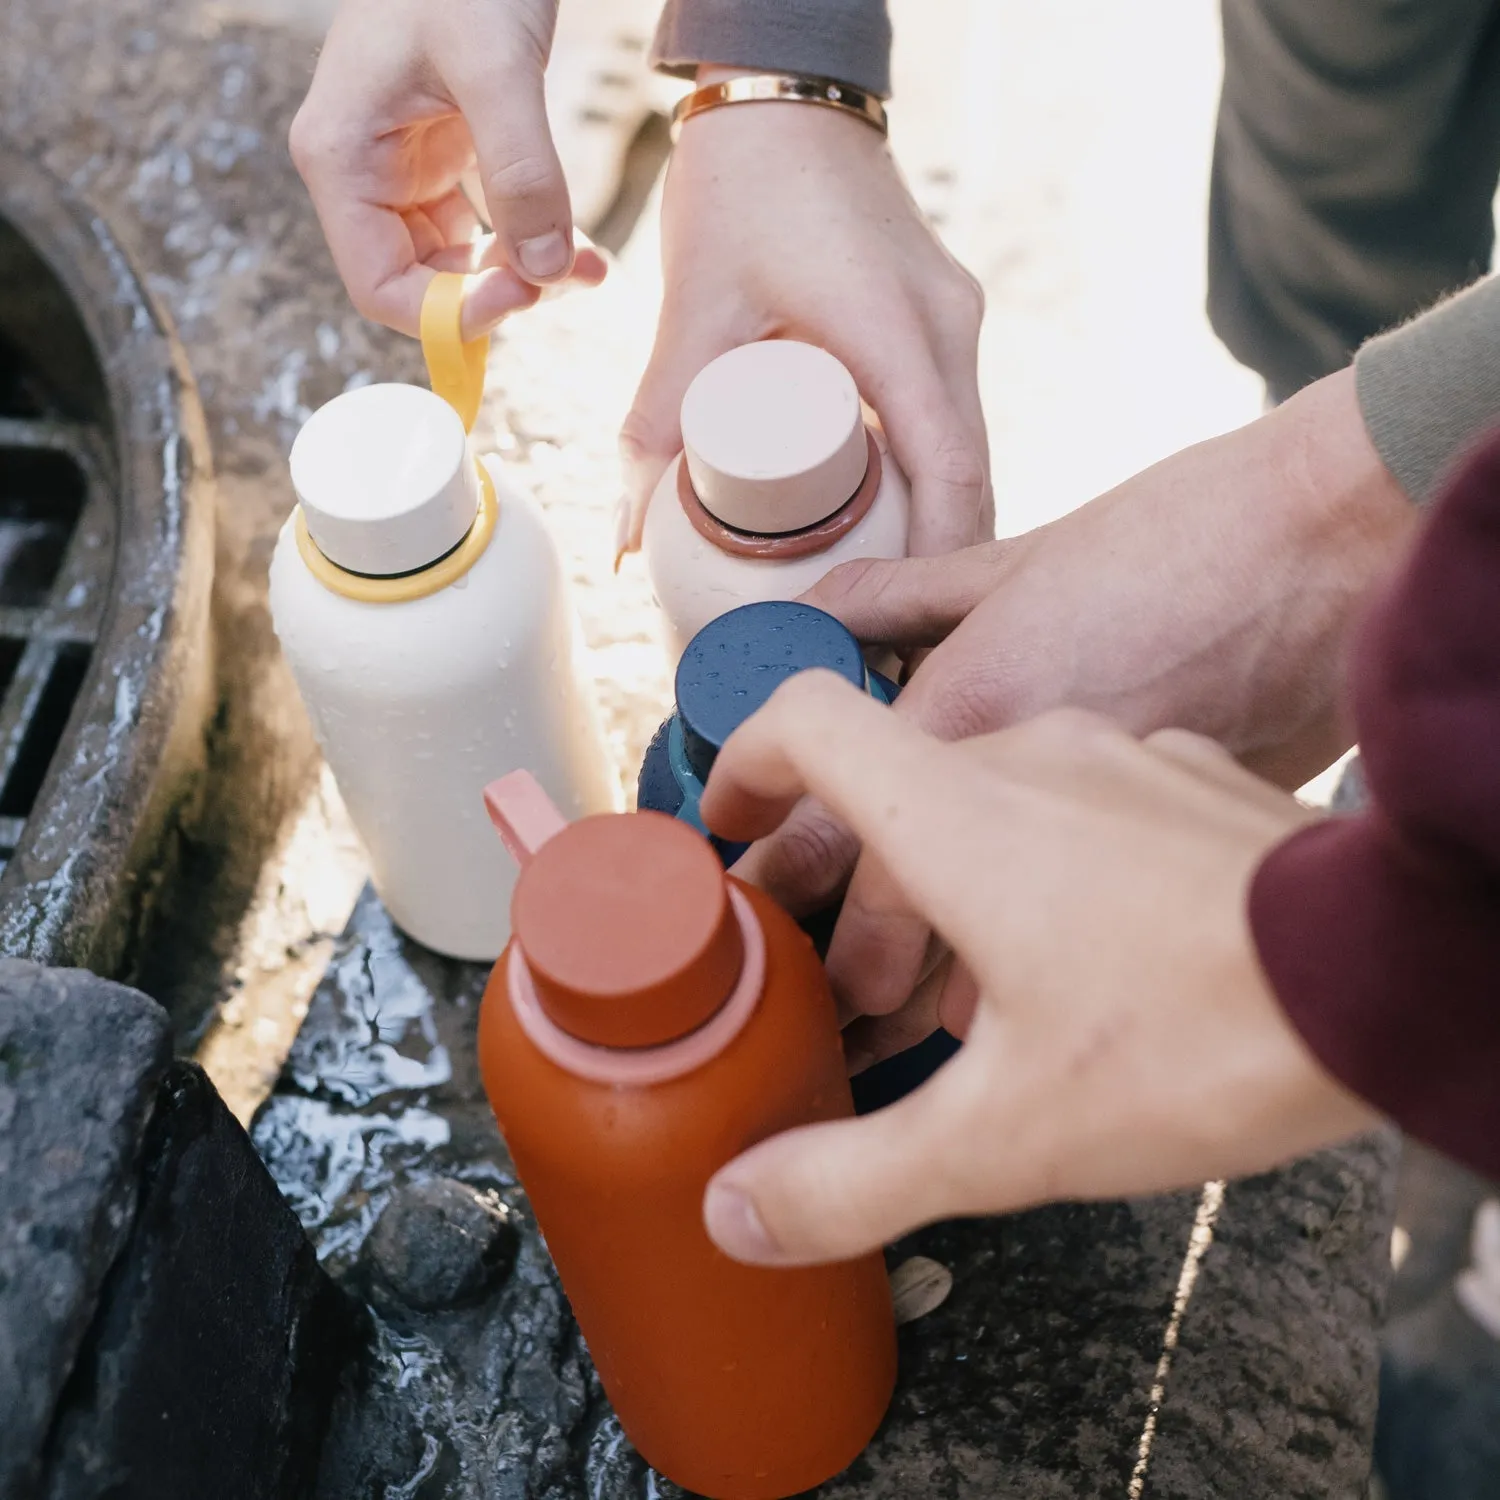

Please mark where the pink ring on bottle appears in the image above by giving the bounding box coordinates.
[506,886,767,1085]
[676,427,883,558]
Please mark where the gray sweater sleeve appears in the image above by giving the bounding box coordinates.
[651,1,893,98]
[1356,274,1500,505]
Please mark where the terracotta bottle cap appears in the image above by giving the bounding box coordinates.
[680,341,869,535]
[509,810,744,1049]
[290,383,478,576]
[675,601,868,782]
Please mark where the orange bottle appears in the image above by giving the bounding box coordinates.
[477,771,896,1500]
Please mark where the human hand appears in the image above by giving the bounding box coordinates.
[290,0,608,340]
[696,675,1379,1265]
[735,366,1418,1020]
[617,70,990,559]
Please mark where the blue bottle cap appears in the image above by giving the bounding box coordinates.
[675,601,868,782]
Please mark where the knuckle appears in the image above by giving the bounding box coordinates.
[939,265,986,327]
[929,432,987,503]
[802,555,885,614]
[287,106,336,179]
[617,406,675,469]
[827,557,913,636]
[763,812,854,906]
[484,152,559,206]
[927,663,1000,742]
[1015,706,1120,761]
[346,279,390,326]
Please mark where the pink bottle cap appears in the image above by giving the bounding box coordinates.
[680,341,870,535]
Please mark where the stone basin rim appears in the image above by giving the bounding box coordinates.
[0,142,215,977]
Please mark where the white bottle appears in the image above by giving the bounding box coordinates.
[642,340,910,662]
[269,382,618,961]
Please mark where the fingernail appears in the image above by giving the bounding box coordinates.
[612,496,631,573]
[517,231,569,280]
[704,1181,778,1263]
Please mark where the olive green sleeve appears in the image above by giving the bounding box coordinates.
[650,0,893,98]
[1355,274,1500,505]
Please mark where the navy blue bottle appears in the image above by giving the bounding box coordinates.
[637,601,959,1112]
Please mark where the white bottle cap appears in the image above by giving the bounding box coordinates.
[289,383,479,576]
[680,341,869,535]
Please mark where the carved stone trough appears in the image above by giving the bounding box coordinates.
[0,146,214,973]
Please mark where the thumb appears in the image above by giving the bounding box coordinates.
[448,48,575,285]
[703,1046,994,1265]
[618,320,739,553]
[799,541,1019,650]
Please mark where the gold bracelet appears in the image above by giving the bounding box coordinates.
[670,73,888,143]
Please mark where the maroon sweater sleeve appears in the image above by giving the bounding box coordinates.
[1250,429,1500,1181]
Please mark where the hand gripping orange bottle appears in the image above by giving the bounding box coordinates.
[477,771,896,1499]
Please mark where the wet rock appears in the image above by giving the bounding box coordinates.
[315,1344,439,1500]
[582,1414,648,1500]
[0,962,171,1500]
[364,1177,518,1313]
[42,1060,366,1500]
[1144,1132,1399,1499]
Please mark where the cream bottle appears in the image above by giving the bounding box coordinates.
[268,381,618,961]
[641,340,911,662]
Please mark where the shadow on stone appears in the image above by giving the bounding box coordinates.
[42,1060,366,1499]
[0,958,365,1500]
[0,962,171,1500]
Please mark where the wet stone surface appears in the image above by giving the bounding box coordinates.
[1147,1134,1399,1500]
[0,962,358,1500]
[44,1059,361,1500]
[0,962,171,1500]
[362,1178,519,1316]
[253,891,1396,1498]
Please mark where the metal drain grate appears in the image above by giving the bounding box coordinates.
[0,411,112,872]
[0,147,215,976]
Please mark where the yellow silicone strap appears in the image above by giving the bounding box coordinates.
[420,272,489,433]
[295,461,499,604]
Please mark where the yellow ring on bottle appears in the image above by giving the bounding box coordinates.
[294,460,499,604]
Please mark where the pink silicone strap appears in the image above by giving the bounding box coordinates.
[484,769,568,867]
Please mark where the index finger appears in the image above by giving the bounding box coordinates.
[838,329,990,557]
[700,673,1004,963]
[308,191,543,337]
